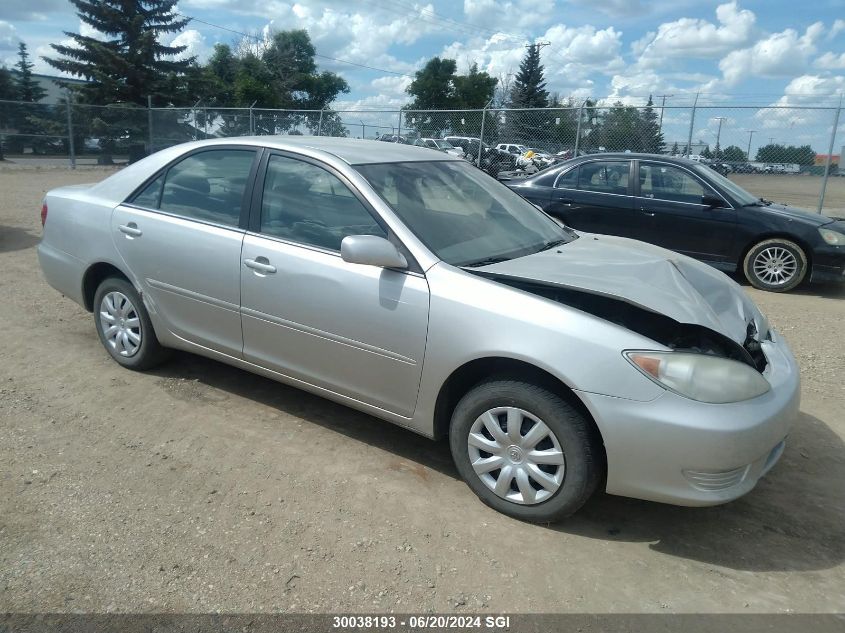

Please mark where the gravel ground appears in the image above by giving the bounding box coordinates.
[1,167,843,614]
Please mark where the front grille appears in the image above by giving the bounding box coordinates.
[683,465,750,492]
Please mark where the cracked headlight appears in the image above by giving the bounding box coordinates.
[626,351,770,404]
[819,227,845,246]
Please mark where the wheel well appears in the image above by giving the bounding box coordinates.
[739,233,813,273]
[432,357,606,455]
[82,262,129,312]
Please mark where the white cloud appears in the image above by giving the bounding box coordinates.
[167,29,211,61]
[815,51,845,70]
[635,1,756,67]
[718,22,824,86]
[463,0,554,31]
[0,20,20,54]
[829,19,845,40]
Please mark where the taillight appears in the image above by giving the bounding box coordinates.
[40,203,48,227]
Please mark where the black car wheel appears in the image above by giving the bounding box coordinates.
[743,238,808,292]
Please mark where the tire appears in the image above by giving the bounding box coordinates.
[93,276,169,370]
[449,379,603,523]
[742,238,808,292]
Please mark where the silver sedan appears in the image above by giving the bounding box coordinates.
[37,137,799,522]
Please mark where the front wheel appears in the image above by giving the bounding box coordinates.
[93,277,169,370]
[449,379,603,522]
[743,238,808,292]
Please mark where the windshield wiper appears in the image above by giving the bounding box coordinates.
[460,256,512,268]
[537,238,568,252]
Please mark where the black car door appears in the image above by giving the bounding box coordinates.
[546,159,644,238]
[635,161,737,264]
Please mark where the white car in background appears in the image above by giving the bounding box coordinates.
[415,138,466,159]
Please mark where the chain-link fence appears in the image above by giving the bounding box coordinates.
[1,98,843,213]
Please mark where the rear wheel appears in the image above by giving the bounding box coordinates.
[449,379,602,522]
[93,277,169,370]
[743,238,808,292]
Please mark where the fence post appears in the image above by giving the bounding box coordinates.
[249,101,256,135]
[817,97,842,214]
[574,100,584,156]
[317,107,324,136]
[477,108,487,168]
[396,110,402,142]
[65,89,76,170]
[147,95,153,154]
[685,92,699,158]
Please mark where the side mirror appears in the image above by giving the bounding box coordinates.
[702,194,725,208]
[341,235,407,269]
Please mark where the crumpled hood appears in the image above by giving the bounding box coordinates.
[476,233,764,344]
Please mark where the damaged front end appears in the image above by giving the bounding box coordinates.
[478,273,768,373]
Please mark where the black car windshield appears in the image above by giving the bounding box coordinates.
[356,160,575,266]
[691,164,758,206]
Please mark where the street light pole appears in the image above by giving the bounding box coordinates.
[713,116,726,160]
[746,130,756,162]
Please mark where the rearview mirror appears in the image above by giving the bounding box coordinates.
[341,235,407,269]
[702,194,725,208]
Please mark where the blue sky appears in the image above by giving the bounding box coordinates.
[2,1,845,151]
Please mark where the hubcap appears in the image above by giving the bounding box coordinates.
[99,291,142,357]
[467,407,565,505]
[753,246,798,286]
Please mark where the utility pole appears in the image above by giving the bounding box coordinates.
[656,94,674,132]
[746,130,756,162]
[713,116,727,160]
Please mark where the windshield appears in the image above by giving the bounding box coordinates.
[356,161,575,266]
[434,140,454,149]
[691,164,758,206]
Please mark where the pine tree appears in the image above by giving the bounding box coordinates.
[13,43,49,153]
[506,44,549,144]
[509,44,548,108]
[0,65,17,160]
[15,43,47,103]
[670,141,679,155]
[640,95,664,154]
[44,0,194,106]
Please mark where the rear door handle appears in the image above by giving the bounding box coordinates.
[557,198,574,205]
[639,209,656,217]
[118,223,142,237]
[244,258,277,274]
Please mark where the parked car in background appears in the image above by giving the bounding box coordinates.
[376,134,409,144]
[444,136,517,176]
[496,143,529,156]
[414,137,466,159]
[37,137,799,522]
[508,153,845,292]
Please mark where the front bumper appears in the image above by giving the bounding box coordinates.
[576,332,800,506]
[810,246,845,282]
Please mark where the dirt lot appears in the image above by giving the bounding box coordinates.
[1,167,844,614]
[729,173,845,216]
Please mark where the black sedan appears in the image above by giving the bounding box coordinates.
[508,153,845,292]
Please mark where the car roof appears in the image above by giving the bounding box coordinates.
[570,152,704,167]
[180,135,458,165]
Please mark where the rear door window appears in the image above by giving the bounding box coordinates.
[132,149,256,227]
[577,161,630,195]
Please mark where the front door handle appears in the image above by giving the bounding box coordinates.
[557,198,574,205]
[639,209,656,217]
[244,258,277,274]
[119,223,142,237]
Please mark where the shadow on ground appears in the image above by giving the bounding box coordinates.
[731,272,845,299]
[151,350,845,575]
[0,225,40,254]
